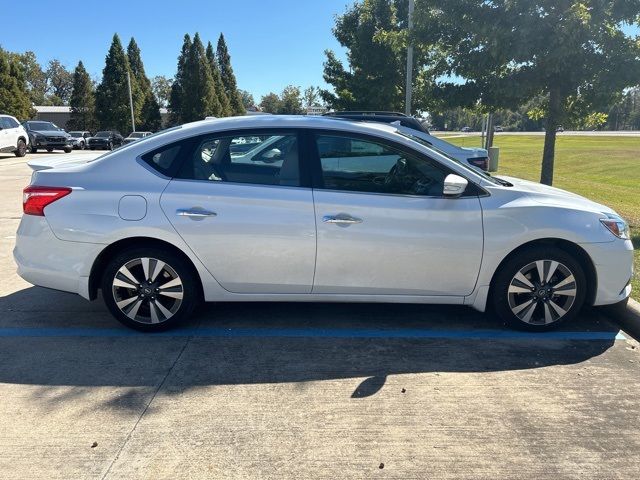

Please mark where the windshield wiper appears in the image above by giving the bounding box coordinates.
[492,176,513,187]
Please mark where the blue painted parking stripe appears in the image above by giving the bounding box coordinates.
[0,327,626,340]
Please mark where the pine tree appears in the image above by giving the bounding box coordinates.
[180,33,221,122]
[169,34,192,125]
[216,34,245,115]
[95,34,134,133]
[127,38,161,131]
[68,61,97,131]
[206,41,231,116]
[0,47,34,120]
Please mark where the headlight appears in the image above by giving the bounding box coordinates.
[600,213,630,239]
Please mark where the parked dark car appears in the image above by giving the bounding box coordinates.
[22,121,72,153]
[88,131,124,150]
[323,111,430,134]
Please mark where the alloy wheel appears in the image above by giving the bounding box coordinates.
[507,260,577,325]
[111,257,184,324]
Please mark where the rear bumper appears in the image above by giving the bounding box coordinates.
[13,215,103,300]
[580,239,634,306]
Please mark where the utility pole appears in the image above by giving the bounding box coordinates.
[126,70,135,133]
[404,0,415,116]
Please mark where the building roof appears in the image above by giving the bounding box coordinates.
[34,106,72,113]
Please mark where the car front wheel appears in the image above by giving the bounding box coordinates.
[14,139,27,157]
[101,247,199,331]
[492,246,586,331]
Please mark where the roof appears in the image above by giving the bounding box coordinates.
[34,106,71,113]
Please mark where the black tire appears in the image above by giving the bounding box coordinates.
[46,148,53,152]
[64,147,72,153]
[30,146,37,153]
[101,246,200,332]
[14,139,27,157]
[80,141,85,150]
[108,141,113,150]
[492,246,586,331]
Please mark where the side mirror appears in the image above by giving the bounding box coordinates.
[443,174,468,198]
[263,148,281,159]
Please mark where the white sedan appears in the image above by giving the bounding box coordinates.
[14,116,633,332]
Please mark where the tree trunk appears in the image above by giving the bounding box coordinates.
[540,88,562,185]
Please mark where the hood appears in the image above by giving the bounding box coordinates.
[498,175,616,215]
[27,154,95,171]
[31,130,68,137]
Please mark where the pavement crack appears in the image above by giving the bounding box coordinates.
[100,332,194,479]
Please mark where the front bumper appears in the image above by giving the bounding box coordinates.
[580,238,634,305]
[14,215,103,300]
[32,137,71,149]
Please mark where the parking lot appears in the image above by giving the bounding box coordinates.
[1,151,639,479]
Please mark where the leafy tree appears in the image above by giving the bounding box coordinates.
[45,59,73,105]
[278,85,304,114]
[321,0,408,111]
[259,92,281,114]
[409,0,640,185]
[95,34,135,133]
[127,38,161,131]
[10,51,48,105]
[169,34,192,125]
[151,75,173,108]
[238,89,255,110]
[0,47,34,120]
[303,86,320,109]
[179,33,221,122]
[216,34,245,115]
[68,61,97,131]
[206,41,231,116]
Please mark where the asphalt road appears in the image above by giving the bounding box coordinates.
[1,150,639,479]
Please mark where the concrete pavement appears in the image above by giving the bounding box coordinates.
[0,150,639,479]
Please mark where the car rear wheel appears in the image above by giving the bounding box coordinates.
[101,247,199,332]
[492,246,586,331]
[64,147,72,153]
[14,139,26,157]
[46,148,53,152]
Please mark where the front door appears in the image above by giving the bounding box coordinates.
[160,130,316,294]
[310,132,483,296]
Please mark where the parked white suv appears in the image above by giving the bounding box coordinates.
[0,115,28,157]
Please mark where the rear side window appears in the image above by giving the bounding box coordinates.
[176,132,301,187]
[140,142,185,177]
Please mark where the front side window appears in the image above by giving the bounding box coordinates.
[315,134,447,196]
[177,132,300,187]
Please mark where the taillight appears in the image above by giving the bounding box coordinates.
[23,186,72,216]
[468,157,489,171]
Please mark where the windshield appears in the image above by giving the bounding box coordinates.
[398,131,504,186]
[95,131,111,137]
[69,131,84,136]
[27,121,58,131]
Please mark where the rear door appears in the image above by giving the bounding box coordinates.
[160,129,317,294]
[310,131,484,296]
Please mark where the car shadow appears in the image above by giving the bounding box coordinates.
[0,286,624,409]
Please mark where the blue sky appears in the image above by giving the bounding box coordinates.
[1,0,351,100]
[2,1,638,102]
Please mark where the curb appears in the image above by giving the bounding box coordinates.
[601,298,640,342]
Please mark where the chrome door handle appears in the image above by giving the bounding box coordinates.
[176,208,217,218]
[323,214,363,225]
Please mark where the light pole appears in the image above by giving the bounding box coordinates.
[404,0,415,116]
[126,70,135,132]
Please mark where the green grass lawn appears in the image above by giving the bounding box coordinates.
[442,134,640,299]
